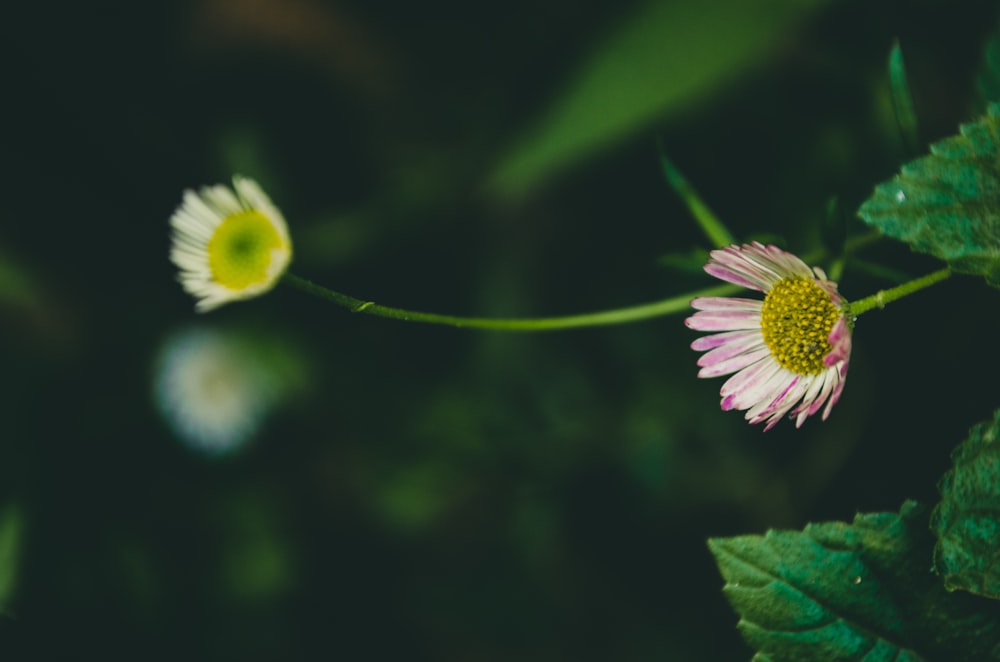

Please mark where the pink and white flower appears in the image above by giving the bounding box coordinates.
[685,242,852,431]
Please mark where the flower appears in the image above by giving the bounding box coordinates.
[169,176,292,312]
[685,242,852,431]
[153,326,306,455]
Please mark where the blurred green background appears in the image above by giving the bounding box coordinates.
[4,0,1000,659]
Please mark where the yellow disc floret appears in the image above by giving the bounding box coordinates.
[207,210,289,291]
[760,277,840,375]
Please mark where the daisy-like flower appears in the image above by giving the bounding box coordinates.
[169,176,292,312]
[685,242,853,431]
[153,326,306,455]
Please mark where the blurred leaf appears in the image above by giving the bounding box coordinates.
[931,408,1000,599]
[659,149,734,248]
[845,258,912,284]
[820,196,847,258]
[488,0,829,197]
[0,504,23,611]
[657,247,712,274]
[977,18,1000,111]
[372,462,466,534]
[709,501,1000,661]
[888,40,920,155]
[216,492,296,603]
[857,104,1000,287]
[0,248,41,310]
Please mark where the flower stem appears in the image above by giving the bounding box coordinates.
[282,273,738,332]
[848,267,951,317]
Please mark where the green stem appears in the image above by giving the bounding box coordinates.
[848,267,950,317]
[283,273,738,332]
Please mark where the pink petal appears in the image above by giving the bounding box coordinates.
[685,310,761,332]
[690,329,759,352]
[706,252,782,290]
[719,356,776,398]
[752,377,810,431]
[723,361,788,412]
[703,263,770,291]
[747,375,801,420]
[690,297,762,312]
[791,375,827,426]
[809,371,838,417]
[752,242,813,279]
[712,243,800,286]
[823,371,848,421]
[696,333,766,368]
[698,345,771,378]
[737,365,794,413]
[824,316,852,366]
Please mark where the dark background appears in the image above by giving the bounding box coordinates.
[3,0,1000,659]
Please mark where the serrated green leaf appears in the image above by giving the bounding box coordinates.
[857,105,1000,287]
[930,408,1000,599]
[487,0,829,198]
[709,501,1000,661]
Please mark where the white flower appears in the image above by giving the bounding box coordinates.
[169,176,292,312]
[153,327,302,455]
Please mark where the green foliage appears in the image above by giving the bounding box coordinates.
[857,105,1000,287]
[657,248,713,274]
[659,150,734,249]
[0,504,23,612]
[0,248,42,311]
[488,0,829,197]
[931,409,1000,599]
[820,196,847,258]
[709,501,1000,661]
[977,18,1000,110]
[888,40,920,155]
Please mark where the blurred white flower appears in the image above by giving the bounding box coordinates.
[153,326,304,455]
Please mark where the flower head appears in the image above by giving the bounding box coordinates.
[685,242,852,431]
[153,326,306,455]
[169,176,292,312]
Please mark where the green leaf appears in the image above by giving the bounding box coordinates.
[931,408,1000,599]
[888,40,920,156]
[709,501,1000,661]
[659,149,734,248]
[487,0,829,198]
[857,105,1000,287]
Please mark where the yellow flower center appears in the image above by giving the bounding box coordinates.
[760,277,840,375]
[207,211,288,290]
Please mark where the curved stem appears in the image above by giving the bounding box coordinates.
[283,273,738,332]
[848,267,951,317]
